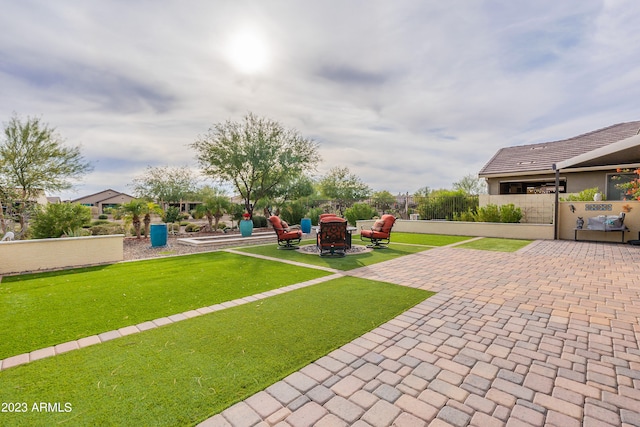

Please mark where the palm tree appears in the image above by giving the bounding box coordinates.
[119,200,146,239]
[195,187,230,232]
[142,201,163,238]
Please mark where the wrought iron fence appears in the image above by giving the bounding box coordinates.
[413,195,479,220]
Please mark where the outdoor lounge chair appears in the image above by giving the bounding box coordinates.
[268,216,303,249]
[317,216,348,256]
[360,214,396,248]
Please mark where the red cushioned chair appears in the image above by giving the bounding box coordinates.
[317,216,348,257]
[360,214,396,248]
[268,216,303,249]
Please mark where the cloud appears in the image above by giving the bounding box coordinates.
[1,0,639,200]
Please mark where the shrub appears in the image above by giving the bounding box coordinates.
[164,206,182,224]
[307,207,324,226]
[454,209,477,222]
[499,204,523,223]
[64,228,92,237]
[344,203,378,226]
[280,201,307,225]
[31,203,92,239]
[185,223,201,232]
[560,187,605,201]
[167,223,181,233]
[90,224,125,236]
[454,204,522,223]
[252,216,268,228]
[91,219,111,226]
[217,221,227,230]
[98,214,109,220]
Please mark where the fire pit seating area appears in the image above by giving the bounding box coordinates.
[268,216,303,249]
[360,214,397,248]
[317,215,348,257]
[574,212,628,243]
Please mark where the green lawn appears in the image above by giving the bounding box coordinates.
[390,232,474,246]
[236,238,431,270]
[0,277,432,426]
[455,237,532,252]
[0,252,331,359]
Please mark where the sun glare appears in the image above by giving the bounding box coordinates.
[226,30,269,74]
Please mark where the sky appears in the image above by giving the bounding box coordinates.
[1,0,640,201]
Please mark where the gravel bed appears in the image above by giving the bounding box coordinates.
[123,229,272,261]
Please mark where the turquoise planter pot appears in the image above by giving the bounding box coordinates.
[150,224,167,247]
[239,220,253,237]
[300,218,312,234]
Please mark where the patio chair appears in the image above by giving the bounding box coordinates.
[317,216,348,256]
[268,216,303,249]
[360,214,396,248]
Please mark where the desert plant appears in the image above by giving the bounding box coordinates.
[185,223,201,232]
[98,214,108,220]
[30,203,92,239]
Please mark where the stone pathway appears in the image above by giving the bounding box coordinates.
[201,240,640,427]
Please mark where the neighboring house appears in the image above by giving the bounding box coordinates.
[478,121,640,223]
[72,189,135,214]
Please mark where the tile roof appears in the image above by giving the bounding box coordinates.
[479,120,640,176]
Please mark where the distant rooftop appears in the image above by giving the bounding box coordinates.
[479,121,640,177]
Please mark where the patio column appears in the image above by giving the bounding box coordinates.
[553,164,559,240]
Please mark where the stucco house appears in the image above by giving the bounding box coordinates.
[478,121,640,223]
[72,189,135,215]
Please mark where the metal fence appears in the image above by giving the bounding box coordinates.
[413,195,480,221]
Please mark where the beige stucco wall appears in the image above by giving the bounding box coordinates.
[356,219,554,240]
[558,201,638,243]
[0,235,124,276]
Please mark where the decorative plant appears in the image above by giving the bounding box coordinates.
[614,168,640,200]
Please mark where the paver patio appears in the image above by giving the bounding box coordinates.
[201,240,640,426]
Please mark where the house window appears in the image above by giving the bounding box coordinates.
[607,173,635,200]
[499,179,566,195]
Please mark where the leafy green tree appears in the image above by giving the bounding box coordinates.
[195,186,231,232]
[319,167,371,215]
[453,174,487,195]
[0,114,92,233]
[30,203,91,239]
[371,190,396,214]
[130,165,199,210]
[191,113,320,219]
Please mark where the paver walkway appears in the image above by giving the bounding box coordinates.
[201,240,640,427]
